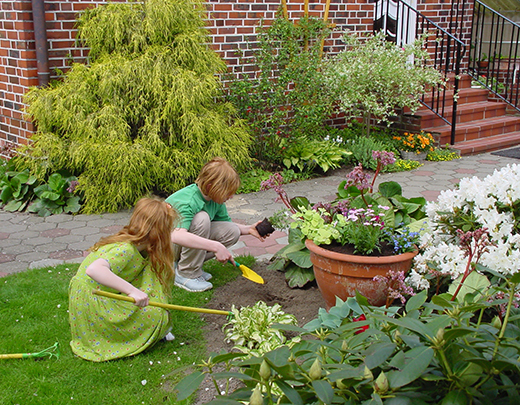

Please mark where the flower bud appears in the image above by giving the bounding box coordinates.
[433,327,445,347]
[259,360,271,381]
[363,365,374,381]
[249,386,263,405]
[374,371,389,394]
[336,379,347,390]
[309,357,322,380]
[393,329,402,344]
[491,316,502,330]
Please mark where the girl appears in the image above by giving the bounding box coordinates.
[69,198,177,362]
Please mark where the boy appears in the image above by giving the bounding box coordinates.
[168,157,265,292]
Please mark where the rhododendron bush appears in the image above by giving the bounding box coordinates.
[409,164,520,291]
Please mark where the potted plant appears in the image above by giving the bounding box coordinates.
[393,130,435,161]
[262,151,427,307]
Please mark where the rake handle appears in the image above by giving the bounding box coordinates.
[92,290,231,316]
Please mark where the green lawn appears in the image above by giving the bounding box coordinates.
[0,258,251,405]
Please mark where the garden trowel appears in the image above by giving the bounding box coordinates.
[229,259,265,284]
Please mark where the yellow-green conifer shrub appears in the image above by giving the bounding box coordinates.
[21,0,251,213]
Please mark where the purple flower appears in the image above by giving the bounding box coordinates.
[345,164,371,192]
[372,150,396,167]
[67,180,79,194]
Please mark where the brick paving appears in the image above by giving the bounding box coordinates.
[1,149,519,277]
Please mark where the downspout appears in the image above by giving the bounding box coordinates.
[31,0,50,87]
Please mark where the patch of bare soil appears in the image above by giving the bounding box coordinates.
[194,261,325,404]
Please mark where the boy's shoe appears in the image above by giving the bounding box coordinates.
[174,271,213,292]
[174,262,212,281]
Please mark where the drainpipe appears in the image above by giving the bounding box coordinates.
[31,0,50,87]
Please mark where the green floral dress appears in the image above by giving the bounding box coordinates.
[69,242,170,362]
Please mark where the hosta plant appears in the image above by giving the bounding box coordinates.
[223,301,300,357]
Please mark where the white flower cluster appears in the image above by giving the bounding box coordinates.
[408,164,520,290]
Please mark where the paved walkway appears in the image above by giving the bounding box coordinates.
[1,150,519,277]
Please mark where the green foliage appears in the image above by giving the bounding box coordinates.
[267,227,315,288]
[237,167,272,194]
[175,281,520,404]
[345,136,390,170]
[326,32,445,135]
[0,158,38,212]
[28,173,81,217]
[0,158,81,216]
[226,15,334,167]
[281,137,351,173]
[223,301,300,357]
[21,0,251,213]
[337,179,427,228]
[427,145,461,162]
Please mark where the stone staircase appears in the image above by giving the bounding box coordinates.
[414,74,520,155]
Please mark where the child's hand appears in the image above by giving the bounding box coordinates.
[214,243,233,263]
[129,289,149,307]
[249,221,266,241]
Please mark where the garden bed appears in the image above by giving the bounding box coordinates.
[195,262,324,404]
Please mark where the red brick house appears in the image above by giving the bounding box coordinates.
[1,0,519,158]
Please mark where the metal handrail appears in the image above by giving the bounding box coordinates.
[374,0,466,145]
[469,0,520,112]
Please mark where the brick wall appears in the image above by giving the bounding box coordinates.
[0,0,472,158]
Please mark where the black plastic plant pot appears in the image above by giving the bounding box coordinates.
[256,217,275,237]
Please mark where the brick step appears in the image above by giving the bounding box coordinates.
[425,115,520,145]
[415,87,489,111]
[416,101,508,128]
[454,131,520,155]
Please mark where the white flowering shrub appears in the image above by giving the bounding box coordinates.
[408,164,520,290]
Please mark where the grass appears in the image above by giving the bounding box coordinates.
[0,256,254,405]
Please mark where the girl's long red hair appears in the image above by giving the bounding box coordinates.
[90,198,178,290]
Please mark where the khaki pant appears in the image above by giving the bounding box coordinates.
[174,211,240,278]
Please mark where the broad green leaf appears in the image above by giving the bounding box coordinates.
[65,196,81,213]
[276,380,303,405]
[510,271,520,284]
[443,327,475,343]
[4,199,24,212]
[48,173,65,191]
[40,190,61,201]
[405,290,427,312]
[386,346,434,388]
[383,317,434,339]
[448,271,490,303]
[286,266,315,288]
[13,170,30,183]
[439,390,467,405]
[286,250,312,268]
[173,371,205,401]
[291,196,310,211]
[0,185,13,202]
[365,342,396,369]
[312,380,334,404]
[378,181,402,197]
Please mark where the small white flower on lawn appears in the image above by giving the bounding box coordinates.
[141,380,147,386]
[149,361,153,365]
[57,304,61,308]
[177,357,180,361]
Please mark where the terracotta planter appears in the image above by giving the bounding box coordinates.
[305,240,418,309]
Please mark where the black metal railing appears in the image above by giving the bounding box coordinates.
[469,1,520,112]
[374,0,466,145]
